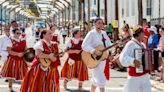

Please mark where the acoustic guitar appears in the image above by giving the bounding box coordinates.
[39,52,64,68]
[81,36,131,69]
[39,48,70,68]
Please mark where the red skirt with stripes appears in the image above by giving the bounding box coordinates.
[61,58,88,81]
[1,55,28,80]
[20,64,60,92]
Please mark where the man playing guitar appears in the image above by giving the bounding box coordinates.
[82,17,112,92]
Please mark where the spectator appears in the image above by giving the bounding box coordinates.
[107,23,113,39]
[121,24,131,39]
[148,26,159,71]
[158,27,164,82]
[142,19,150,46]
[142,18,150,38]
[148,26,159,48]
[111,46,125,71]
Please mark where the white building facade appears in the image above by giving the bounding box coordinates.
[98,0,164,28]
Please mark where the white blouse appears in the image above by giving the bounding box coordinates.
[66,38,80,48]
[34,40,51,51]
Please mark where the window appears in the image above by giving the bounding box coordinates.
[94,0,96,5]
[131,0,135,16]
[147,0,151,15]
[126,0,129,17]
[101,9,104,16]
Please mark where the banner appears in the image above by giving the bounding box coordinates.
[112,20,118,28]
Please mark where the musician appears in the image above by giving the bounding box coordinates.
[20,30,60,92]
[0,26,11,68]
[82,17,112,92]
[1,29,28,92]
[119,26,151,92]
[61,26,88,90]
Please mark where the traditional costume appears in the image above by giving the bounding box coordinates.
[1,37,28,80]
[82,29,111,88]
[52,33,59,43]
[20,40,60,92]
[119,26,151,92]
[61,38,88,81]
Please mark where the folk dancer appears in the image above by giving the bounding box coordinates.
[61,27,88,90]
[82,17,111,92]
[1,29,28,92]
[20,30,60,92]
[119,26,152,92]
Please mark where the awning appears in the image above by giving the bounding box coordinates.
[0,0,6,4]
[6,4,19,11]
[16,9,34,18]
[36,0,71,18]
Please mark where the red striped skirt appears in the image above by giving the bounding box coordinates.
[61,58,88,81]
[1,55,28,80]
[20,64,60,92]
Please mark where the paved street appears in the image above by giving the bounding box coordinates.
[0,70,163,92]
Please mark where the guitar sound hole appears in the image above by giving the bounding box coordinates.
[96,55,102,60]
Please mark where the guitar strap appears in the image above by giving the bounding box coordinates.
[102,34,106,48]
[132,40,144,49]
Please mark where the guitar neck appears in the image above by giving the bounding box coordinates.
[101,36,131,52]
[101,43,118,52]
[53,52,63,57]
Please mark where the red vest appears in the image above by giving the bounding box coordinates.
[52,34,59,43]
[10,39,26,57]
[68,39,82,61]
[128,66,147,77]
[128,40,148,77]
[32,40,60,67]
[12,39,26,51]
[42,40,60,67]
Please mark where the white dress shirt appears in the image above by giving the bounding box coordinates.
[119,38,146,67]
[82,29,111,54]
[0,35,12,56]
